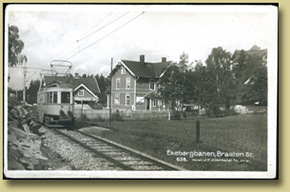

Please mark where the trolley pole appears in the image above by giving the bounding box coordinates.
[109,58,113,128]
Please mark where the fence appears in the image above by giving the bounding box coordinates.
[74,107,206,121]
[74,108,170,121]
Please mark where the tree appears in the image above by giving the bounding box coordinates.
[204,47,235,111]
[8,25,27,67]
[193,61,213,109]
[232,50,268,105]
[26,79,40,104]
[158,52,194,113]
[241,54,268,105]
[94,74,111,106]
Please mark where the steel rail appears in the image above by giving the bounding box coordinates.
[52,128,134,170]
[77,130,179,171]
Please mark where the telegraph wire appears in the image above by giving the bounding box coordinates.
[66,12,145,60]
[76,11,130,42]
[21,13,46,38]
[42,12,122,65]
[80,12,121,38]
[57,13,83,40]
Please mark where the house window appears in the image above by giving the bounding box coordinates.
[126,77,130,89]
[125,94,130,106]
[116,78,120,89]
[121,67,126,75]
[78,90,84,96]
[114,93,120,105]
[153,99,158,107]
[61,92,71,104]
[149,79,155,90]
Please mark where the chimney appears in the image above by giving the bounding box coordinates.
[162,57,167,62]
[75,73,80,79]
[140,55,145,64]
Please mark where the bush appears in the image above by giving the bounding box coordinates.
[94,115,105,122]
[112,110,123,121]
[206,107,238,118]
[80,114,88,121]
[170,111,181,120]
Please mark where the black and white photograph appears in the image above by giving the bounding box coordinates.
[4,4,278,179]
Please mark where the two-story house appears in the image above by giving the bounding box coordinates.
[107,55,171,111]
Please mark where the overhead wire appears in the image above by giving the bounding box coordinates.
[66,11,145,60]
[21,13,46,38]
[42,12,127,65]
[76,11,130,42]
[56,13,83,41]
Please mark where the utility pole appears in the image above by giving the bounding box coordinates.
[109,57,113,128]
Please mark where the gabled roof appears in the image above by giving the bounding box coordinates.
[233,45,267,60]
[144,90,162,99]
[43,76,101,94]
[109,58,172,78]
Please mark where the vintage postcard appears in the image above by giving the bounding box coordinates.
[4,4,278,179]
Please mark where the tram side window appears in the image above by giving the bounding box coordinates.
[49,92,53,103]
[61,92,71,104]
[53,91,57,103]
[46,92,50,103]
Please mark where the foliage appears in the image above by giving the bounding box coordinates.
[26,79,40,104]
[159,46,268,117]
[80,114,88,122]
[95,74,111,105]
[158,52,195,112]
[112,110,123,121]
[8,25,27,67]
[232,51,268,105]
[205,47,235,109]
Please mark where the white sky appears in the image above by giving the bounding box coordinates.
[5,4,277,90]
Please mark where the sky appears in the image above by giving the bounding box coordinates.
[5,4,277,90]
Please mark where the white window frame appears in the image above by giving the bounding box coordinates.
[126,77,130,89]
[114,93,120,105]
[78,90,84,96]
[149,79,155,90]
[153,99,158,107]
[121,67,126,75]
[116,78,121,89]
[125,94,130,106]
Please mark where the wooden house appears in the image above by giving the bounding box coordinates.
[107,55,171,111]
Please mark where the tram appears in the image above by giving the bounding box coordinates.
[37,60,74,128]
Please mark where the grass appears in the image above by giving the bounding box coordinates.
[77,113,268,171]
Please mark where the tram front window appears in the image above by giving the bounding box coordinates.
[61,92,71,104]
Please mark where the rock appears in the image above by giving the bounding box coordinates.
[39,127,48,133]
[21,123,30,133]
[19,157,39,170]
[8,150,26,170]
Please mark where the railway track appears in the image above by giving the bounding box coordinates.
[48,127,183,171]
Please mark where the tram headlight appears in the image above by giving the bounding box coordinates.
[59,109,66,117]
[68,110,73,117]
